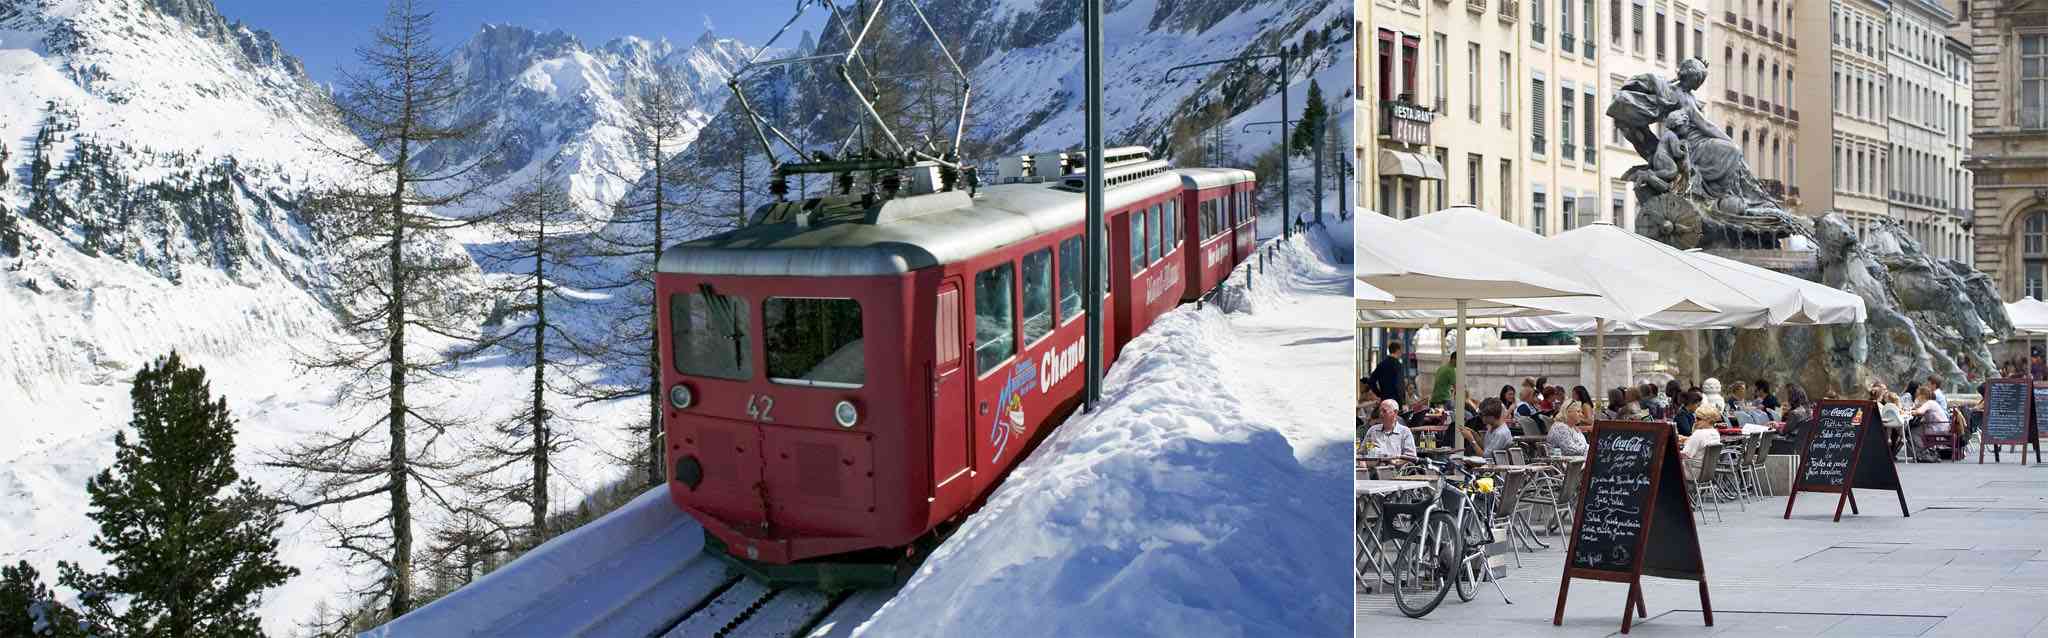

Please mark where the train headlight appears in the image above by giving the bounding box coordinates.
[834,400,859,428]
[669,384,694,409]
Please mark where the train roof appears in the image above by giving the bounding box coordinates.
[657,169,1187,277]
[1179,167,1256,189]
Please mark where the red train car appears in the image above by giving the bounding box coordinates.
[656,149,1253,585]
[1177,168,1257,301]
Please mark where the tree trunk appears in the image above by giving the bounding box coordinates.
[648,147,666,488]
[533,207,550,543]
[387,139,413,618]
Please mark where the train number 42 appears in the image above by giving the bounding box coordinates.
[746,394,775,422]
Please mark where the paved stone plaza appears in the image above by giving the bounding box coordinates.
[1357,459,2048,636]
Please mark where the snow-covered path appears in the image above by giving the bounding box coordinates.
[1218,222,1356,475]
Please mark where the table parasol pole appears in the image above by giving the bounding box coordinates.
[1455,300,1469,451]
[1595,318,1607,412]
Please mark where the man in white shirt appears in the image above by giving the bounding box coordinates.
[1926,375,1949,414]
[1363,399,1418,462]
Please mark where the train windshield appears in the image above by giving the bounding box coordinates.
[671,291,752,380]
[764,298,864,388]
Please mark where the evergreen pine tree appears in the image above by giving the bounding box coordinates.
[1290,80,1327,157]
[55,352,297,637]
[2,561,91,638]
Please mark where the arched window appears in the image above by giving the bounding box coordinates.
[2026,212,2048,299]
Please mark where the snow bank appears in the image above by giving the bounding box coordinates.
[856,242,1352,637]
[369,486,697,637]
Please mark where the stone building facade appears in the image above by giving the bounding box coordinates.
[1967,1,2048,300]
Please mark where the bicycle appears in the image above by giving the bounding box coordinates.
[1357,457,1514,618]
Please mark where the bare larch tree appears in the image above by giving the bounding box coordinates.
[271,0,486,621]
[445,174,590,546]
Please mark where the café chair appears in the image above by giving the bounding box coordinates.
[1688,443,1726,523]
[1714,445,1747,511]
[1746,431,1776,496]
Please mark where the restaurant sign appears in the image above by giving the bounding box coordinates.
[1379,100,1435,146]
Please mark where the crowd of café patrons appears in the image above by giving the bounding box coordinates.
[1358,342,2012,470]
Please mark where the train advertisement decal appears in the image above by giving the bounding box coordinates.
[1144,261,1183,305]
[988,359,1038,463]
[1204,242,1229,268]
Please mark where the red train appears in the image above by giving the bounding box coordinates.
[655,147,1256,586]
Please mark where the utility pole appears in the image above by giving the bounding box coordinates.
[1084,0,1105,410]
[1313,121,1324,225]
[1167,48,1294,240]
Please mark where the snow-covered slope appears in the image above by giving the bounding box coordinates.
[0,0,377,451]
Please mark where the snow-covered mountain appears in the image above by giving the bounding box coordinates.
[0,0,386,420]
[406,24,760,217]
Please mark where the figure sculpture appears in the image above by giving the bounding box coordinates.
[1609,58,1807,249]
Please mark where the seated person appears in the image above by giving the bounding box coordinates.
[1361,399,1418,462]
[1479,398,1514,458]
[1545,409,1589,456]
[1678,403,1726,478]
[1909,387,1952,462]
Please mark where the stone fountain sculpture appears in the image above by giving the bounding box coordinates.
[1610,58,1808,249]
[1607,58,2011,395]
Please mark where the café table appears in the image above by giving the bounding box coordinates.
[1357,479,1435,593]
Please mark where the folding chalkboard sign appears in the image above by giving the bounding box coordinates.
[1783,399,1908,522]
[1553,420,1712,635]
[1980,378,2034,464]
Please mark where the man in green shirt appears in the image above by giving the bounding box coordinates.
[1431,352,1459,407]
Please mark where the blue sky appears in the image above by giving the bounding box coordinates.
[213,1,826,84]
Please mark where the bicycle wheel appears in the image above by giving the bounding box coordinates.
[1392,511,1461,618]
[1454,504,1490,603]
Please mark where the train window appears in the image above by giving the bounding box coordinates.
[974,263,1016,376]
[1197,199,1211,238]
[1128,213,1145,273]
[670,292,752,381]
[763,298,864,388]
[1057,235,1083,323]
[1146,205,1161,265]
[936,286,961,370]
[1163,200,1177,252]
[1021,248,1054,344]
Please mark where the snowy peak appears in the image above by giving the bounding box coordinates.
[413,23,760,217]
[146,0,310,79]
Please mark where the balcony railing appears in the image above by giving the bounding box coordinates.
[1788,37,1797,50]
[1499,0,1518,22]
[1743,95,1757,109]
[1436,98,1448,113]
[1467,0,1487,14]
[1789,185,1801,197]
[1563,143,1578,159]
[1773,31,1784,45]
[1585,147,1597,164]
[1743,18,1753,31]
[1562,33,1576,52]
[1502,112,1513,129]
[1774,104,1787,118]
[1725,11,1737,25]
[1726,90,1740,102]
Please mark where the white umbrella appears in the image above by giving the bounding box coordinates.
[1355,208,1601,448]
[2006,297,2048,335]
[1684,250,1867,325]
[2004,298,2048,369]
[1407,209,1734,402]
[1355,279,1394,303]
